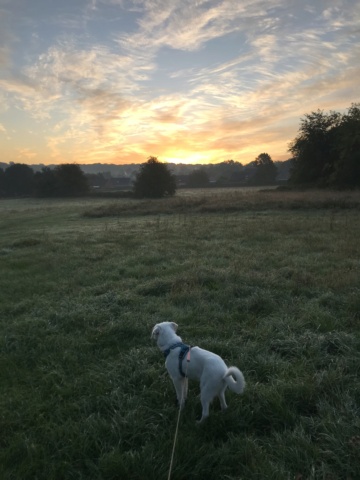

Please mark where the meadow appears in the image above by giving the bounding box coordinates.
[1,188,360,480]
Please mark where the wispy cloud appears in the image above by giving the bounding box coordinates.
[16,148,37,160]
[0,0,359,164]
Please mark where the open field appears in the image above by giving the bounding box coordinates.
[1,189,360,479]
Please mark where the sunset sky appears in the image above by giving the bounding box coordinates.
[0,0,359,166]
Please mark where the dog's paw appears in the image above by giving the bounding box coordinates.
[175,398,186,410]
[196,416,207,425]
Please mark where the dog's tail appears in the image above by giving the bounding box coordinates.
[223,367,245,394]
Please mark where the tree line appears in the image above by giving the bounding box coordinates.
[0,164,89,198]
[1,103,358,198]
[289,103,360,187]
[0,154,279,199]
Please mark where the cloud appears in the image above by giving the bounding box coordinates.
[0,0,359,165]
[1,40,150,132]
[16,148,37,160]
[118,0,279,53]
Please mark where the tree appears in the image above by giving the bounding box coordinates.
[34,167,58,197]
[330,103,360,188]
[289,109,342,185]
[289,104,360,187]
[209,160,243,183]
[0,168,4,196]
[54,164,89,196]
[34,164,89,197]
[3,163,34,196]
[133,157,176,198]
[250,153,278,185]
[187,168,210,187]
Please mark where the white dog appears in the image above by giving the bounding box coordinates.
[151,321,245,422]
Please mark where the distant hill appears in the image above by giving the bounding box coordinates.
[0,159,293,183]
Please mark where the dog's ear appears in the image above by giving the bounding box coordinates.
[151,324,161,339]
[171,322,178,332]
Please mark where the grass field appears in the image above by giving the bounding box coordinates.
[1,189,360,480]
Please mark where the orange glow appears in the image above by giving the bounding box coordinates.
[0,1,358,167]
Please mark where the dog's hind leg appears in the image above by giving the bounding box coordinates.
[218,385,228,411]
[198,396,210,423]
[198,384,216,423]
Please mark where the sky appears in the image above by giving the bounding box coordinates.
[0,0,359,166]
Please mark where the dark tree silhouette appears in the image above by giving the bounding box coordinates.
[187,168,210,187]
[53,164,89,196]
[133,157,176,198]
[34,164,89,197]
[289,110,341,185]
[330,103,360,188]
[250,153,278,185]
[3,163,34,196]
[0,168,5,196]
[289,104,360,187]
[34,167,58,197]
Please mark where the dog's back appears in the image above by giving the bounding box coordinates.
[183,347,227,382]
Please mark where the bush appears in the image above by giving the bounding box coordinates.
[133,157,176,198]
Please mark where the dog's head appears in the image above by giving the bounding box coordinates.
[151,321,178,341]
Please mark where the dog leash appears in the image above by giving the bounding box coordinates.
[167,347,191,480]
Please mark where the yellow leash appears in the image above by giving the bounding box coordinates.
[167,348,191,480]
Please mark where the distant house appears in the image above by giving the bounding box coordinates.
[275,159,293,182]
[104,177,133,190]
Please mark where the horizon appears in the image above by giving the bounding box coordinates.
[0,1,359,166]
[0,158,292,169]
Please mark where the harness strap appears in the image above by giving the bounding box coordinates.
[178,344,191,377]
[163,342,191,378]
[163,342,183,359]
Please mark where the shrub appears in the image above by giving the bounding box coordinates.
[133,157,176,198]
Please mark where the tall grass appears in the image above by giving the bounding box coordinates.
[84,188,360,217]
[0,190,359,479]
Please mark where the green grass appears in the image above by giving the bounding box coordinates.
[1,190,360,480]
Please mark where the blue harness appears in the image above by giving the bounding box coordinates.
[163,342,191,377]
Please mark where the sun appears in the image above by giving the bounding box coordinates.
[163,152,213,165]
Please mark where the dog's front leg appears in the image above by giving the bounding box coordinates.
[172,377,187,409]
